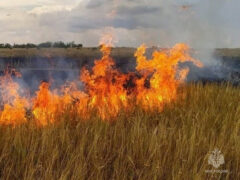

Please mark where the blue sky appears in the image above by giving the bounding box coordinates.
[0,0,239,48]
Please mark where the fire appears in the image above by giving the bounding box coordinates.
[0,43,203,126]
[0,69,28,126]
[80,44,128,119]
[32,82,61,126]
[134,43,203,110]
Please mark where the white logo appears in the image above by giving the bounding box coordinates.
[208,148,225,169]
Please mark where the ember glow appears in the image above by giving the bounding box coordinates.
[0,43,203,126]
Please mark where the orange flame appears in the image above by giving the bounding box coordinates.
[80,44,128,120]
[0,69,28,126]
[32,82,60,126]
[0,43,203,126]
[134,43,203,110]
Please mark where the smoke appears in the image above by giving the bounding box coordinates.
[0,56,82,95]
[148,0,240,83]
[0,0,239,48]
[78,0,239,84]
[0,0,239,87]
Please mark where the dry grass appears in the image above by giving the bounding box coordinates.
[0,48,136,59]
[216,48,240,58]
[0,83,239,179]
[1,48,240,60]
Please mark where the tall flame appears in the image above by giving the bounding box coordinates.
[80,44,128,120]
[0,70,28,126]
[0,43,203,126]
[134,43,203,110]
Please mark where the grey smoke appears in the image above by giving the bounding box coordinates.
[0,0,239,48]
[0,0,239,87]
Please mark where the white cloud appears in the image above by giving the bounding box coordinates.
[28,5,75,15]
[0,0,80,11]
[0,0,239,48]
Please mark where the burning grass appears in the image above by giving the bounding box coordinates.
[0,43,202,125]
[0,83,239,179]
[0,43,239,179]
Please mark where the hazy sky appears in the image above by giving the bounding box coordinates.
[0,0,239,48]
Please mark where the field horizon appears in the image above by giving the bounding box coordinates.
[0,47,240,58]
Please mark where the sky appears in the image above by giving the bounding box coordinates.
[0,0,239,48]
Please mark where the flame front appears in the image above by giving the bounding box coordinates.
[0,70,28,126]
[80,45,128,120]
[134,44,203,110]
[0,43,203,126]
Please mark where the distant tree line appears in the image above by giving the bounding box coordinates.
[0,41,83,49]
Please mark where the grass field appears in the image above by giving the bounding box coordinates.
[0,83,239,179]
[0,48,240,59]
[0,48,136,59]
